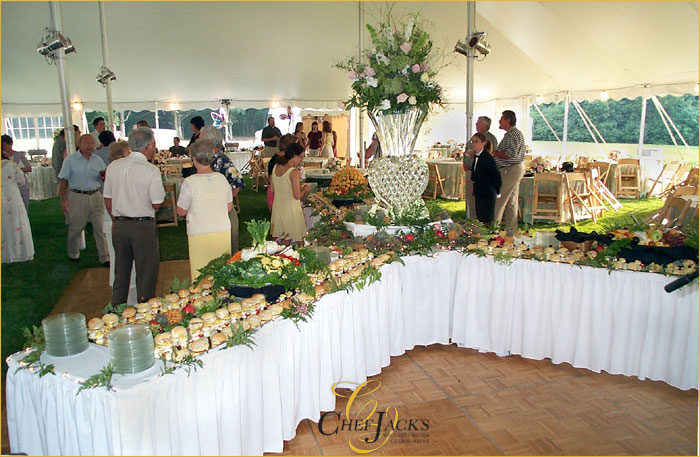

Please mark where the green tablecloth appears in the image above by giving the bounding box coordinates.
[425,159,463,200]
[28,166,57,200]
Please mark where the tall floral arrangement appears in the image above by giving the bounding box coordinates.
[336,11,445,113]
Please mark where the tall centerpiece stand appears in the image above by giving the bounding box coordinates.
[336,9,445,223]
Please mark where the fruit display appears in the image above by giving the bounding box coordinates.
[327,165,372,199]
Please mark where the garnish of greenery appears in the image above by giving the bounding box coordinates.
[16,326,55,377]
[297,246,331,274]
[493,252,515,266]
[348,265,382,292]
[211,257,315,296]
[226,325,257,349]
[684,230,699,251]
[401,226,440,256]
[170,275,191,294]
[102,301,129,315]
[304,214,354,246]
[77,363,115,395]
[576,238,633,269]
[160,354,204,377]
[196,252,230,283]
[194,294,222,318]
[388,202,431,227]
[281,301,316,327]
[246,219,270,247]
[366,210,389,228]
[324,183,373,201]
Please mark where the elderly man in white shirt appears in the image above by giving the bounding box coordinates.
[104,127,165,305]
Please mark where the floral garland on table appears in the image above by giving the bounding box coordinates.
[335,9,445,113]
[529,156,553,173]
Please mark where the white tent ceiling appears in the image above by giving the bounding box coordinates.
[1,1,698,116]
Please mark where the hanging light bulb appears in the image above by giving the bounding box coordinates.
[694,84,699,94]
[170,103,180,110]
[271,100,280,108]
[535,96,544,103]
[600,90,609,101]
[71,101,82,110]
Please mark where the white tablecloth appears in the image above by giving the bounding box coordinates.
[226,152,252,173]
[6,253,698,455]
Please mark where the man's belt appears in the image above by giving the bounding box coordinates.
[70,189,99,195]
[114,216,155,221]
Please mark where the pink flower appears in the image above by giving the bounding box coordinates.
[411,64,421,73]
[348,70,356,80]
[397,93,409,103]
[421,64,430,72]
[400,42,411,54]
[359,71,366,79]
[367,67,376,77]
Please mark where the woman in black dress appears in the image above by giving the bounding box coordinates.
[468,132,502,224]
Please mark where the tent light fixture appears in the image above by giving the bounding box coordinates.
[535,96,544,103]
[600,90,609,101]
[96,66,116,86]
[695,84,699,94]
[455,32,490,59]
[36,29,76,60]
[170,103,180,110]
[71,101,82,110]
[271,100,280,108]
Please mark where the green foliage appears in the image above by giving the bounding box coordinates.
[576,238,633,269]
[226,325,257,349]
[102,301,129,316]
[22,325,45,350]
[531,95,698,146]
[492,252,515,266]
[297,247,330,274]
[324,184,374,201]
[77,363,115,395]
[388,201,430,227]
[170,275,191,294]
[305,214,354,245]
[212,256,314,296]
[195,252,230,283]
[160,354,204,376]
[194,295,221,318]
[281,300,316,327]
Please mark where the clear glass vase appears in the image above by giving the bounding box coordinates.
[367,107,429,222]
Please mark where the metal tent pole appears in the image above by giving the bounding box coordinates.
[49,1,75,155]
[98,1,114,131]
[154,102,160,149]
[561,92,570,159]
[465,1,476,145]
[638,86,648,154]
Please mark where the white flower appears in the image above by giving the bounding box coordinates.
[408,96,417,105]
[420,73,430,83]
[366,76,378,88]
[401,66,409,76]
[379,99,391,110]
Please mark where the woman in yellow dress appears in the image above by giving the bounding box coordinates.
[270,142,310,244]
[320,120,336,158]
[176,140,233,280]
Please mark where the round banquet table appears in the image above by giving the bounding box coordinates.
[27,165,57,200]
[303,170,336,188]
[6,251,698,456]
[424,158,464,199]
[226,152,253,173]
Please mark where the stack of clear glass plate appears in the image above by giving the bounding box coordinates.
[108,325,155,374]
[42,312,89,356]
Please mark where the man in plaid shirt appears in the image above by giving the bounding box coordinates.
[492,110,526,236]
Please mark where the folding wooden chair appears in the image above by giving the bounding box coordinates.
[616,158,641,199]
[589,167,622,211]
[157,183,178,227]
[588,161,611,187]
[564,172,605,223]
[456,169,466,200]
[424,163,445,199]
[249,158,269,192]
[659,197,693,229]
[533,172,564,222]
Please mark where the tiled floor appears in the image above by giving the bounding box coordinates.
[2,261,698,455]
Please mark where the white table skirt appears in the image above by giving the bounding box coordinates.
[6,252,698,456]
[225,152,252,173]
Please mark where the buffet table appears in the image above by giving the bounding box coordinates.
[27,166,57,200]
[7,252,698,455]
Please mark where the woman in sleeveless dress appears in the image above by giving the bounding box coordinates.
[270,143,310,243]
[320,120,336,158]
[177,141,233,280]
[1,158,34,263]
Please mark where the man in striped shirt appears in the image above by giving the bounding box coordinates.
[492,110,526,236]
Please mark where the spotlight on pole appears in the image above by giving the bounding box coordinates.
[454,32,490,58]
[36,29,76,59]
[96,66,116,86]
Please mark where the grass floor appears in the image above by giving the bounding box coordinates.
[0,179,663,380]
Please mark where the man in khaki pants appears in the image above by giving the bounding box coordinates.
[492,110,526,236]
[58,135,110,265]
[463,116,499,219]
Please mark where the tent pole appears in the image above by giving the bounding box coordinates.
[561,92,570,160]
[533,104,561,142]
[571,100,603,156]
[49,1,75,156]
[466,1,475,146]
[98,1,114,131]
[154,102,160,149]
[638,87,648,155]
[358,1,365,168]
